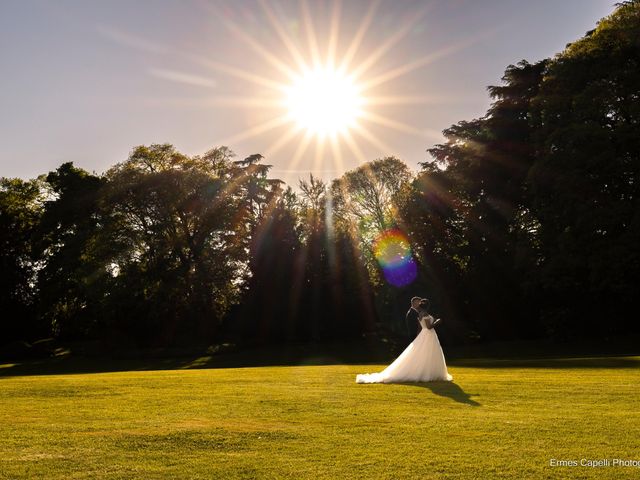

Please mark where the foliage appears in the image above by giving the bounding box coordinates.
[330,156,411,241]
[0,177,46,341]
[33,163,106,340]
[97,144,249,346]
[1,2,639,347]
[527,0,640,337]
[399,59,548,341]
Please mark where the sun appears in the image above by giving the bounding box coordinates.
[284,66,364,137]
[135,1,478,174]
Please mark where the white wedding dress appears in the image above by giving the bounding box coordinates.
[356,316,453,383]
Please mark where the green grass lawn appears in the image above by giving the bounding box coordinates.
[1,355,639,479]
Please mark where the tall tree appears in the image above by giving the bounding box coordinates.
[528,0,640,337]
[0,177,46,342]
[99,144,248,346]
[392,59,550,342]
[233,186,302,342]
[33,163,106,340]
[330,157,412,335]
[331,157,411,241]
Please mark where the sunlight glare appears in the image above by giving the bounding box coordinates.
[284,66,364,137]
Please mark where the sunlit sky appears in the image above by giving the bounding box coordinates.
[1,0,615,186]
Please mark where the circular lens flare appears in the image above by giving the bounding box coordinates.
[373,229,418,287]
[284,66,363,137]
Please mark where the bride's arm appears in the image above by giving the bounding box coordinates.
[425,314,435,329]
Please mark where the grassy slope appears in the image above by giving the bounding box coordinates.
[1,357,639,479]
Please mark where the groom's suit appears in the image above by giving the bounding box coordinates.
[405,307,420,341]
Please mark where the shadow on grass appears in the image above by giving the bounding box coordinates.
[448,356,640,369]
[1,339,639,378]
[398,381,481,406]
[0,341,399,378]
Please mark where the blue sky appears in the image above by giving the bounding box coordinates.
[0,0,616,185]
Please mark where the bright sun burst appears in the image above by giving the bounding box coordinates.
[284,66,364,137]
[134,1,481,177]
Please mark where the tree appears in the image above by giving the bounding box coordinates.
[232,153,285,237]
[98,144,248,346]
[33,163,106,340]
[232,186,303,342]
[0,177,46,342]
[395,59,550,342]
[328,158,412,336]
[528,0,640,337]
[331,157,411,241]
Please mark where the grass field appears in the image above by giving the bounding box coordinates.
[1,354,639,479]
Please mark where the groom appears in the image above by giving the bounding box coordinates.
[405,296,423,343]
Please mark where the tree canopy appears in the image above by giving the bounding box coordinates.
[1,2,638,350]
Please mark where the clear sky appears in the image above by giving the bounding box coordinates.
[0,0,615,186]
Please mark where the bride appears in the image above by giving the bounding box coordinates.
[356,304,453,384]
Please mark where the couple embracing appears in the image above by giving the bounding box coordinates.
[356,296,452,384]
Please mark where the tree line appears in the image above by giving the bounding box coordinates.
[2,1,638,349]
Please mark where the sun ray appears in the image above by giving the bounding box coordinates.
[186,52,285,91]
[221,18,299,81]
[258,0,309,72]
[139,96,283,109]
[364,94,469,106]
[301,0,322,68]
[328,133,345,180]
[349,2,433,81]
[148,68,218,88]
[341,130,368,165]
[361,31,495,91]
[363,111,443,140]
[326,0,342,68]
[338,0,381,73]
[312,137,327,177]
[263,125,303,159]
[199,96,282,108]
[362,111,426,136]
[218,114,292,146]
[286,130,315,174]
[352,123,395,155]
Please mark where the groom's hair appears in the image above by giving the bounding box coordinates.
[411,296,421,304]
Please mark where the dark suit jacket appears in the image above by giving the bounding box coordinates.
[405,308,420,338]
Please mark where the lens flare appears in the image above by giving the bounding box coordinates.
[373,229,417,287]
